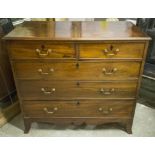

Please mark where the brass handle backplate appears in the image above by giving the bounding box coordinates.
[41,88,55,94]
[38,68,54,75]
[103,45,119,56]
[98,107,113,114]
[43,107,58,114]
[102,67,118,75]
[36,48,52,57]
[100,88,115,95]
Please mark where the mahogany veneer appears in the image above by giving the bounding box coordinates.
[3,21,151,133]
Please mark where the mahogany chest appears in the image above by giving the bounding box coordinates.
[3,21,150,133]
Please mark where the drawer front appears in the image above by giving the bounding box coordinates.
[13,62,141,80]
[18,81,137,100]
[79,43,144,59]
[8,41,75,59]
[22,100,134,118]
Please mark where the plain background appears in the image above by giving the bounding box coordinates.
[0,0,155,155]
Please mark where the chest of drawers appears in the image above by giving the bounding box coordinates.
[4,21,150,134]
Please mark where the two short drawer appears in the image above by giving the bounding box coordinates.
[8,41,144,59]
[18,81,137,100]
[23,100,134,118]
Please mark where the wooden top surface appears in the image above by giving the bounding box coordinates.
[3,21,151,41]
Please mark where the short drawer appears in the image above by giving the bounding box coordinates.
[79,43,145,59]
[22,100,134,118]
[13,61,141,80]
[18,81,137,100]
[8,41,75,59]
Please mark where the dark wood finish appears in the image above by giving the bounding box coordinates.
[13,61,141,80]
[23,100,134,118]
[79,43,145,59]
[24,118,31,134]
[8,41,75,59]
[3,21,150,134]
[18,81,137,100]
[0,67,8,99]
[24,117,132,134]
[4,21,150,40]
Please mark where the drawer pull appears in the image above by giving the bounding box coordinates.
[36,48,52,57]
[41,88,56,94]
[102,68,117,75]
[98,107,113,114]
[103,46,119,56]
[100,88,115,95]
[38,68,54,75]
[43,107,58,114]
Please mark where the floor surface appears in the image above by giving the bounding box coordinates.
[0,103,155,137]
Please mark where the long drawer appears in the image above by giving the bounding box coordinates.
[79,43,144,59]
[22,100,134,118]
[13,61,141,80]
[18,81,137,100]
[8,41,75,59]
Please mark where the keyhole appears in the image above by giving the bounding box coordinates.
[76,81,80,86]
[110,45,113,51]
[41,45,45,50]
[76,63,79,68]
[76,101,80,105]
